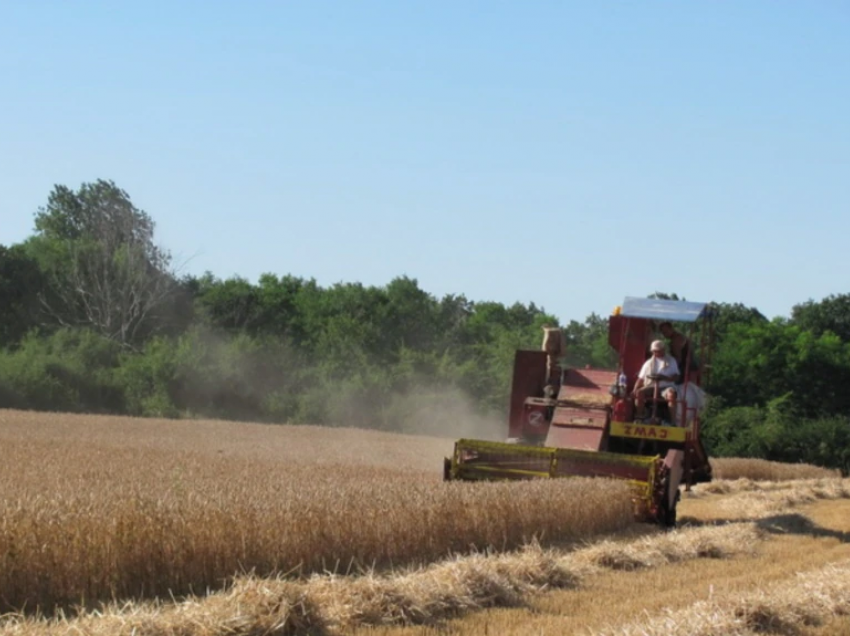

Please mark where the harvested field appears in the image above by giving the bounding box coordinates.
[356,499,850,636]
[594,559,850,635]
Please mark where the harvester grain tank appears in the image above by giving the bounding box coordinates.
[443,297,715,527]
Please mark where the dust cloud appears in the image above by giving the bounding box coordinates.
[328,382,507,442]
[392,388,506,441]
[152,327,510,444]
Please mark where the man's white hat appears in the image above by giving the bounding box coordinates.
[650,339,665,351]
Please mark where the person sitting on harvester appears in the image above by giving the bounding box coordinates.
[633,340,679,421]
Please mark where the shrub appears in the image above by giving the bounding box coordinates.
[0,329,123,412]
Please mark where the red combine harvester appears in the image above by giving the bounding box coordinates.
[443,297,714,527]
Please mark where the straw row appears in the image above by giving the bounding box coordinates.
[689,477,850,519]
[709,457,840,482]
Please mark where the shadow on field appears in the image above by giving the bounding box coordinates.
[676,516,743,528]
[677,514,850,543]
[756,513,850,542]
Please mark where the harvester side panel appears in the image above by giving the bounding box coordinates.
[545,368,616,451]
[557,368,618,404]
[546,417,606,451]
[508,350,548,439]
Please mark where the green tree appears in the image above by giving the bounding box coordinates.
[711,301,768,339]
[0,244,44,347]
[791,294,850,342]
[561,313,617,369]
[194,274,260,333]
[709,319,850,417]
[24,180,177,347]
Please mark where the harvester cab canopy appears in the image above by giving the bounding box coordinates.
[611,296,714,392]
[619,297,712,323]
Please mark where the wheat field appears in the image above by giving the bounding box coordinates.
[0,409,635,615]
[1,409,848,636]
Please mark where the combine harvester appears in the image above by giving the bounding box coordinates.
[444,297,715,527]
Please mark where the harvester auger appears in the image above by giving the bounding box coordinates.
[443,297,715,528]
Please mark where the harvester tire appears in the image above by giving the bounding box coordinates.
[661,489,680,529]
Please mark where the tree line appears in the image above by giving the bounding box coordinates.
[2,180,850,471]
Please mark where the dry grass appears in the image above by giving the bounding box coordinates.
[0,410,635,615]
[0,521,760,635]
[567,523,759,572]
[711,457,840,481]
[595,559,850,635]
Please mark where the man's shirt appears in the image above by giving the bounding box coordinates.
[638,355,679,389]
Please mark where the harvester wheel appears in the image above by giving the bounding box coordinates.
[661,488,680,529]
[443,457,452,481]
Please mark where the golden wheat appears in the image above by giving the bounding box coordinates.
[0,411,635,614]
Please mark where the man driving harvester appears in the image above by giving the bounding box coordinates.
[633,339,679,421]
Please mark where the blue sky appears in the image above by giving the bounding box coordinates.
[2,1,847,323]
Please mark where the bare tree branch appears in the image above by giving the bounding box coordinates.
[33,181,181,349]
